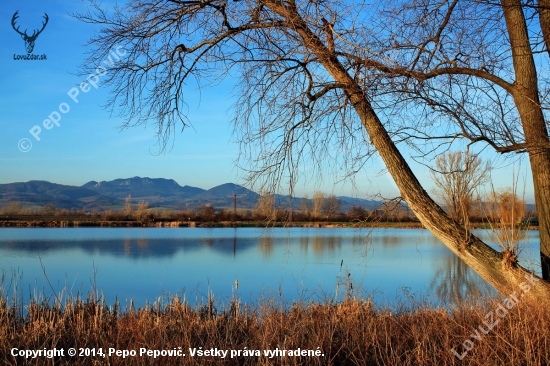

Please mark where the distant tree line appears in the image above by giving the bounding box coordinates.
[1,186,534,225]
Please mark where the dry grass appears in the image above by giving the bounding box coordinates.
[1,288,549,366]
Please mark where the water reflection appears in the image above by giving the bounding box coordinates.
[430,254,492,305]
[300,237,310,254]
[313,236,341,255]
[381,235,400,247]
[0,227,538,308]
[259,235,342,258]
[122,238,152,254]
[259,236,274,258]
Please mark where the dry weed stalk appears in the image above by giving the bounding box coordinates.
[0,282,549,365]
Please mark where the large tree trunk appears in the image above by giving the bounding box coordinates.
[502,0,550,281]
[538,0,550,57]
[266,0,550,301]
[352,98,550,301]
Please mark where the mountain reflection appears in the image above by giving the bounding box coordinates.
[0,227,535,310]
[123,238,151,254]
[0,237,258,258]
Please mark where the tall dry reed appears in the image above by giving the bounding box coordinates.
[1,287,549,365]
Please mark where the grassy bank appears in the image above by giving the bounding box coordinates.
[3,218,524,230]
[0,218,425,228]
[1,291,549,365]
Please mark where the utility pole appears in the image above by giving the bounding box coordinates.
[233,194,237,222]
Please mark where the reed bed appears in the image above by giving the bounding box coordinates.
[1,288,549,366]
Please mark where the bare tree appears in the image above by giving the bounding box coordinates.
[2,201,22,216]
[254,193,277,221]
[312,191,327,219]
[77,0,550,300]
[135,200,150,221]
[382,201,411,222]
[346,205,368,222]
[42,203,57,216]
[326,194,342,219]
[123,194,133,217]
[329,0,550,279]
[199,204,216,222]
[484,187,527,259]
[430,151,490,224]
[487,188,526,227]
[300,193,312,218]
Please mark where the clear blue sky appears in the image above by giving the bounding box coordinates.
[0,0,536,203]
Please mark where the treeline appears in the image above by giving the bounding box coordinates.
[0,192,415,223]
[0,189,536,225]
[248,191,414,223]
[430,152,537,227]
[465,189,534,226]
[0,202,90,218]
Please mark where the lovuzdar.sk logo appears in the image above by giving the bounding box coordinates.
[12,10,48,61]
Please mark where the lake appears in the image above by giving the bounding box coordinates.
[0,227,541,308]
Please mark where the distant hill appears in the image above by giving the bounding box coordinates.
[0,181,122,211]
[337,196,387,212]
[82,177,205,206]
[0,177,386,213]
[181,183,260,210]
[192,183,258,200]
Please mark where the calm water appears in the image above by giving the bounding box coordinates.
[0,227,541,308]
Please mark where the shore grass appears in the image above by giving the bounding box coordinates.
[1,290,549,365]
[0,216,424,228]
[1,215,540,230]
[1,219,508,229]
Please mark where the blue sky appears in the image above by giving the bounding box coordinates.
[0,0,536,202]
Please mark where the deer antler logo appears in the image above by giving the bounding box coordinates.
[11,11,49,54]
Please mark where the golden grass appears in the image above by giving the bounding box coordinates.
[1,289,549,366]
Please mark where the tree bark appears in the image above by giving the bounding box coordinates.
[265,0,550,301]
[350,93,550,301]
[502,0,550,281]
[538,0,550,57]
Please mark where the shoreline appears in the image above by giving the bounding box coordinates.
[0,219,423,228]
[0,219,538,230]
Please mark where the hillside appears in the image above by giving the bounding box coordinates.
[0,177,385,212]
[0,181,122,211]
[82,177,205,206]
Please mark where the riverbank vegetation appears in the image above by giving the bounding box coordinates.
[0,187,537,229]
[1,289,549,365]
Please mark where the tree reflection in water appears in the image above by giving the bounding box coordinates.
[259,236,274,258]
[429,254,493,305]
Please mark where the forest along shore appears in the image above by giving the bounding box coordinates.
[0,217,539,230]
[0,219,424,228]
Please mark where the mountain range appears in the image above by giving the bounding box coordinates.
[0,177,382,212]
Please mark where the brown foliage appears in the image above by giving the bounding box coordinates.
[430,151,490,224]
[486,189,526,227]
[1,292,550,365]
